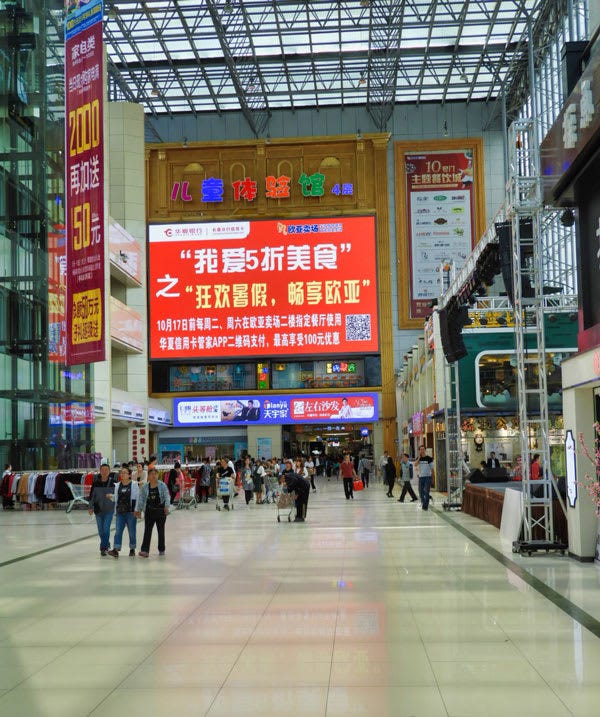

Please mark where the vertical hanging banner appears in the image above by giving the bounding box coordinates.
[65,0,105,365]
[48,223,67,363]
[405,150,475,320]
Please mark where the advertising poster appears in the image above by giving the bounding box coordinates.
[405,150,476,320]
[65,0,105,364]
[148,216,379,360]
[48,223,67,363]
[174,393,378,427]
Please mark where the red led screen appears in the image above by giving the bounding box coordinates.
[148,216,379,360]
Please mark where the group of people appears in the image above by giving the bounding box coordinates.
[88,461,170,559]
[378,447,435,510]
[88,447,438,555]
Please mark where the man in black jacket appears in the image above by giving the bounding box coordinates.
[282,459,310,522]
[88,462,116,556]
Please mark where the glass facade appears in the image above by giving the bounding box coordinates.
[0,0,93,470]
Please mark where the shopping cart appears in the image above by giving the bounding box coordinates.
[175,473,198,510]
[276,490,294,522]
[65,481,90,513]
[216,476,235,511]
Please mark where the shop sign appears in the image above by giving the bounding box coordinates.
[565,430,578,508]
[540,45,600,203]
[412,411,424,436]
[174,392,378,427]
[170,173,354,203]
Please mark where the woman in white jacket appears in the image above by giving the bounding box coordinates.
[108,467,140,558]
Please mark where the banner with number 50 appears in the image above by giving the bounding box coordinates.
[65,0,105,365]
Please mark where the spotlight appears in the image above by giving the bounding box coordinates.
[479,316,488,326]
[443,120,449,137]
[559,207,575,227]
[356,128,362,140]
[569,312,578,322]
[496,316,507,326]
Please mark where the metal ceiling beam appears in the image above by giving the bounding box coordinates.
[365,0,406,130]
[205,0,271,137]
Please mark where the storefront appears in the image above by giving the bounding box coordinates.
[159,392,379,465]
[540,36,600,560]
[146,134,397,461]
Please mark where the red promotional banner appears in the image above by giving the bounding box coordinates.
[405,150,476,319]
[148,216,379,360]
[48,223,67,363]
[65,0,105,365]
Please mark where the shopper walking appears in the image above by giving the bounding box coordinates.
[241,457,254,505]
[135,467,171,557]
[415,445,434,511]
[282,459,310,521]
[384,456,397,497]
[339,453,358,500]
[197,459,211,502]
[108,467,139,558]
[358,455,372,488]
[397,453,418,502]
[88,462,117,557]
[378,450,389,483]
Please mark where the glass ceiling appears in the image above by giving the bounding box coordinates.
[101,0,567,135]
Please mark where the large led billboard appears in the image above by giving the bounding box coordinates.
[148,216,379,360]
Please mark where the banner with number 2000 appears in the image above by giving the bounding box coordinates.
[65,0,105,365]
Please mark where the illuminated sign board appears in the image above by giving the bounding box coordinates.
[149,216,379,360]
[174,393,378,427]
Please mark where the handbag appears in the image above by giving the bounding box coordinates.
[353,478,364,492]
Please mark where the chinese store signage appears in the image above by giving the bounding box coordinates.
[65,0,105,365]
[148,216,379,360]
[405,150,475,320]
[540,45,600,204]
[174,393,378,427]
[171,173,354,203]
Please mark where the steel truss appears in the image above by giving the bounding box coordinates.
[506,117,567,556]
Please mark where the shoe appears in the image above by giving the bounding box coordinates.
[224,504,230,510]
[411,498,418,502]
[423,507,428,511]
[158,551,165,556]
[129,549,136,557]
[138,551,149,557]
[107,549,119,559]
[100,549,107,556]
[398,499,404,503]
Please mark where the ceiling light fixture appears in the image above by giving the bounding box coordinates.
[443,120,448,137]
[358,71,367,86]
[151,88,160,97]
[356,128,362,140]
[223,0,233,13]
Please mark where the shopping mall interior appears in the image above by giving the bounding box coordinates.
[1,1,600,715]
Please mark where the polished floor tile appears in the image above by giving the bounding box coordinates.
[1,480,600,716]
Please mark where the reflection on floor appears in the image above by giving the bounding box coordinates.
[1,478,599,716]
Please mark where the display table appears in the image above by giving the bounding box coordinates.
[461,482,568,545]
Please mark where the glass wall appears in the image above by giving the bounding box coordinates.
[0,0,93,470]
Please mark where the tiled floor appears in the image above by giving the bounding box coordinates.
[1,479,600,716]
